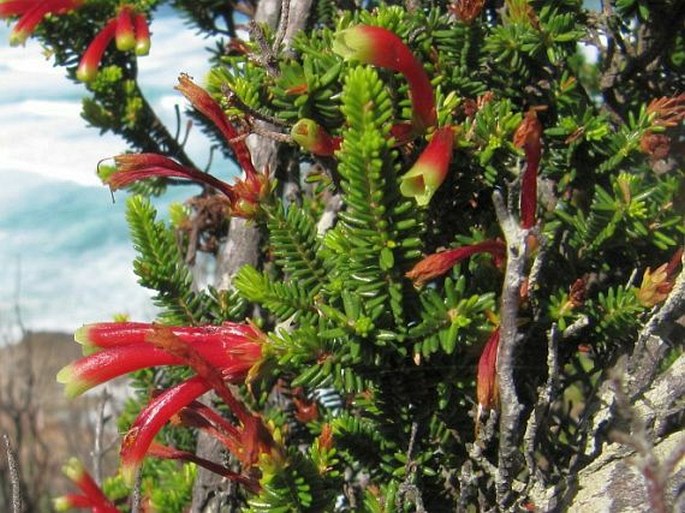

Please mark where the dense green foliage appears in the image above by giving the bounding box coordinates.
[6,0,683,511]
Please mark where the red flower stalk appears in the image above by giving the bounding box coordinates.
[133,12,150,56]
[107,153,236,201]
[56,458,120,513]
[399,126,455,206]
[1,0,83,46]
[76,18,117,82]
[291,118,341,157]
[406,239,505,287]
[147,442,259,493]
[173,400,274,469]
[114,5,135,51]
[513,109,543,229]
[332,24,437,132]
[476,327,500,416]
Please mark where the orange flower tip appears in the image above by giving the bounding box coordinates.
[62,457,86,482]
[52,496,71,511]
[56,365,92,398]
[119,461,140,487]
[9,28,29,47]
[399,126,454,206]
[115,6,135,51]
[76,63,98,83]
[134,13,151,56]
[73,324,97,353]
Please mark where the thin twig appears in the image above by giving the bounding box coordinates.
[396,421,426,512]
[248,20,279,76]
[250,122,294,143]
[608,369,670,513]
[91,387,110,486]
[2,433,23,513]
[523,324,561,484]
[492,190,528,509]
[130,467,144,513]
[272,0,291,53]
[220,84,290,128]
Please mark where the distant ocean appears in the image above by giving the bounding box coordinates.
[0,8,235,340]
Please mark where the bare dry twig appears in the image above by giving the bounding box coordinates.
[2,433,23,513]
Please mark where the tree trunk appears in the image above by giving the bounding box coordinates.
[190,1,312,510]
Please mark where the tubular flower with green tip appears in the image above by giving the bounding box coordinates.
[399,126,455,206]
[114,5,135,51]
[55,458,120,512]
[76,18,117,82]
[406,239,505,287]
[0,0,84,46]
[291,118,341,156]
[57,322,264,397]
[75,6,151,82]
[175,73,256,176]
[333,24,436,132]
[133,12,150,55]
[513,109,543,229]
[108,75,273,218]
[108,153,237,201]
[116,327,275,486]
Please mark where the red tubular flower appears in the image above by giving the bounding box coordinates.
[291,118,341,157]
[175,74,256,177]
[114,5,135,51]
[332,24,437,132]
[175,74,273,217]
[513,109,543,229]
[114,327,272,485]
[75,321,260,354]
[406,239,505,287]
[1,0,83,46]
[57,458,120,513]
[106,78,272,218]
[476,327,500,415]
[76,18,117,82]
[119,376,212,484]
[58,322,263,397]
[133,12,150,56]
[107,153,236,201]
[399,126,455,206]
